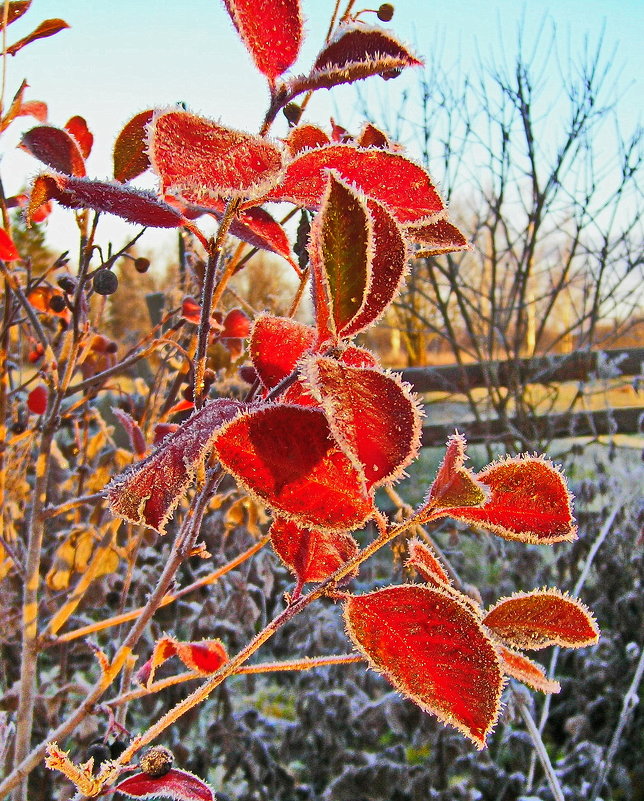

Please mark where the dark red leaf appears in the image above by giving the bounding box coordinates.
[344,585,504,747]
[270,517,358,584]
[285,123,331,156]
[265,144,444,224]
[497,645,561,694]
[20,125,86,176]
[113,109,153,182]
[213,404,373,530]
[5,17,69,56]
[27,384,48,415]
[358,122,390,149]
[114,768,214,801]
[289,23,421,94]
[303,356,422,487]
[112,408,147,457]
[0,2,31,31]
[28,173,185,228]
[434,456,577,544]
[108,399,245,533]
[408,215,470,257]
[483,589,599,650]
[222,0,302,82]
[0,228,19,260]
[64,115,93,159]
[150,109,283,200]
[153,423,180,445]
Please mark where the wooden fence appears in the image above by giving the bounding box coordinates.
[399,348,643,447]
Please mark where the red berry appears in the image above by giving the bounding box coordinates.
[377,3,394,21]
[134,257,150,273]
[27,384,48,415]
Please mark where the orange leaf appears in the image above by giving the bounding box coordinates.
[270,517,358,584]
[64,115,93,159]
[113,109,153,182]
[137,636,227,687]
[285,123,331,156]
[5,17,69,56]
[344,585,504,747]
[250,315,315,389]
[418,433,487,517]
[483,588,599,650]
[497,645,561,694]
[0,2,31,31]
[405,537,451,588]
[407,215,470,257]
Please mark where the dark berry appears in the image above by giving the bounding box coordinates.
[283,103,303,126]
[49,294,67,313]
[140,746,174,778]
[57,274,77,293]
[86,740,111,772]
[93,270,118,296]
[377,3,394,21]
[134,257,150,273]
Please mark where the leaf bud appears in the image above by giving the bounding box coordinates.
[140,745,174,778]
[283,103,303,126]
[93,269,119,296]
[377,3,394,21]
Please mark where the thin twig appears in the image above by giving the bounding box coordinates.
[515,689,565,801]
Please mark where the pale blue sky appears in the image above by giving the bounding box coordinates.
[1,0,641,256]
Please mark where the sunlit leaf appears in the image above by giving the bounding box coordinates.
[20,125,86,176]
[222,0,302,82]
[250,315,316,389]
[405,537,451,588]
[64,115,93,158]
[290,23,421,94]
[28,172,185,228]
[221,308,250,338]
[483,588,599,650]
[114,768,215,801]
[113,109,153,182]
[108,399,245,534]
[270,517,358,584]
[0,227,20,260]
[0,2,31,31]
[285,123,331,156]
[408,215,470,257]
[303,356,422,487]
[5,17,69,56]
[26,284,69,319]
[46,528,119,591]
[16,99,47,123]
[150,109,283,200]
[265,144,444,224]
[497,644,561,694]
[344,585,504,747]
[434,456,577,544]
[213,404,373,530]
[136,636,227,687]
[112,407,147,457]
[358,122,390,149]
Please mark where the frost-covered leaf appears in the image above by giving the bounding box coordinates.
[137,636,227,686]
[290,23,421,94]
[418,433,487,518]
[285,123,331,156]
[150,109,283,200]
[344,585,504,747]
[358,122,390,149]
[405,537,451,589]
[484,589,599,650]
[114,768,215,801]
[303,356,422,487]
[107,399,245,533]
[20,125,86,176]
[27,172,185,228]
[113,109,153,182]
[112,408,146,457]
[265,144,444,224]
[250,315,316,389]
[497,645,561,694]
[222,0,302,82]
[64,115,93,158]
[5,17,68,56]
[270,517,358,584]
[0,227,20,260]
[408,215,470,257]
[213,404,373,530]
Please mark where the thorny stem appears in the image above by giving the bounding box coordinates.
[193,199,240,409]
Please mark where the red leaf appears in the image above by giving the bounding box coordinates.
[265,144,444,224]
[338,195,408,337]
[181,296,202,325]
[358,122,390,149]
[483,589,599,651]
[290,23,421,94]
[112,408,147,457]
[213,404,373,530]
[0,227,20,260]
[0,2,31,31]
[344,585,504,747]
[435,456,577,544]
[405,537,451,589]
[27,384,48,415]
[285,124,331,156]
[418,433,487,519]
[222,308,251,338]
[26,285,70,320]
[137,636,227,686]
[108,399,245,533]
[222,0,302,82]
[20,125,86,176]
[64,115,93,159]
[153,422,180,445]
[113,109,153,182]
[5,17,69,56]
[308,172,371,343]
[270,517,358,584]
[150,109,283,201]
[408,215,470,257]
[497,645,561,694]
[114,768,214,801]
[303,357,422,487]
[250,315,315,390]
[17,99,47,123]
[28,173,185,228]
